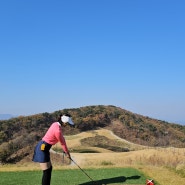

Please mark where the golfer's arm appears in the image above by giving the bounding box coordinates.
[55,131,69,153]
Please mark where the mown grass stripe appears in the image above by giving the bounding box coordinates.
[0,168,151,185]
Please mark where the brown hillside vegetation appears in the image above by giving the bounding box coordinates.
[1,129,185,185]
[0,105,185,164]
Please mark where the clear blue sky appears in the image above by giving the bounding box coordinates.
[0,0,185,124]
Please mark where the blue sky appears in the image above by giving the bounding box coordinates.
[0,0,185,124]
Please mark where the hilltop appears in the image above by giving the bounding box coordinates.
[0,105,185,164]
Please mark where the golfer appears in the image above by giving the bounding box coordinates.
[32,114,74,185]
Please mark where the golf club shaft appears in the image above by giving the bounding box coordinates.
[70,158,94,182]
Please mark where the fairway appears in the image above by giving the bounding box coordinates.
[0,168,149,185]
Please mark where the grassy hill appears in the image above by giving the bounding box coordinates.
[0,105,185,164]
[1,128,185,185]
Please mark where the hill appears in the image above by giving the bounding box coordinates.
[0,114,15,120]
[0,105,185,164]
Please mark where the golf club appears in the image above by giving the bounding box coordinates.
[70,158,96,184]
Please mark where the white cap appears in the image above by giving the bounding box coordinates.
[61,115,74,126]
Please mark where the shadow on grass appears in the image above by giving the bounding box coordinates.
[78,175,141,185]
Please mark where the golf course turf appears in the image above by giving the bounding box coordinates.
[0,167,153,185]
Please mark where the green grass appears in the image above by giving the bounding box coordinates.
[0,168,150,185]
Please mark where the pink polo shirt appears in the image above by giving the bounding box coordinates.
[42,122,69,153]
